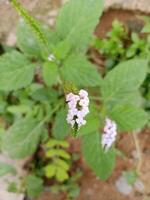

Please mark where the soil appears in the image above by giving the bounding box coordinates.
[35,9,150,200]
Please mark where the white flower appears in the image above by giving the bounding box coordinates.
[48,54,55,61]
[101,118,117,151]
[66,90,89,130]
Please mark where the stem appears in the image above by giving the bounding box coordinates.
[132,131,142,175]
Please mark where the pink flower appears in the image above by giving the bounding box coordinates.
[66,90,89,130]
[101,118,117,151]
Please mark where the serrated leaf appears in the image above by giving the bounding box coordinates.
[53,107,70,140]
[0,162,15,177]
[61,54,101,87]
[101,59,148,104]
[82,132,116,180]
[56,0,104,52]
[43,62,58,87]
[2,117,43,158]
[0,51,35,91]
[109,104,148,131]
[25,175,43,198]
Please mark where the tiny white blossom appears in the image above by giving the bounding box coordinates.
[101,118,117,151]
[66,90,89,130]
[48,54,55,61]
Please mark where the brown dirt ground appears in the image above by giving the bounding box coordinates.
[35,9,150,200]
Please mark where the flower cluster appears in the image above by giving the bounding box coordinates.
[101,118,117,151]
[66,90,89,130]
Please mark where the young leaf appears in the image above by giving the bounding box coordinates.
[56,167,69,182]
[0,162,15,177]
[45,164,56,178]
[46,149,70,159]
[25,175,43,198]
[42,62,59,87]
[61,54,101,87]
[82,132,116,180]
[109,104,148,131]
[0,51,35,91]
[2,117,43,158]
[56,0,104,52]
[53,107,70,140]
[101,59,148,103]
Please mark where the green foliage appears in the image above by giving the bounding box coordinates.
[25,175,44,198]
[101,59,148,104]
[56,0,104,52]
[43,62,59,87]
[2,117,43,158]
[0,162,16,177]
[53,107,70,140]
[79,105,100,135]
[110,104,148,131]
[82,132,116,180]
[61,54,102,87]
[93,20,127,60]
[44,139,70,182]
[0,51,35,91]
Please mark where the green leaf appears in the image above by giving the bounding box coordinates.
[101,59,148,103]
[45,139,69,148]
[79,105,99,135]
[7,105,31,115]
[82,132,116,180]
[53,107,70,140]
[56,0,104,52]
[45,164,56,178]
[25,175,43,198]
[46,149,70,159]
[43,62,59,87]
[54,158,70,171]
[0,162,15,177]
[0,51,35,91]
[61,54,101,87]
[2,117,43,158]
[17,20,42,59]
[56,168,69,182]
[110,104,148,131]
